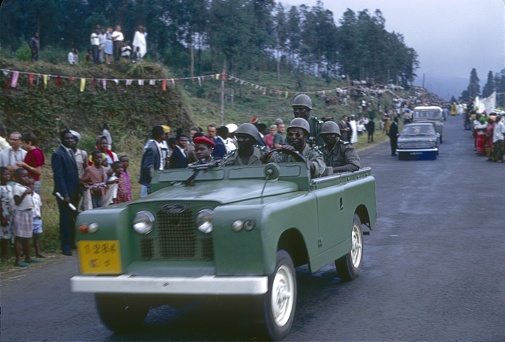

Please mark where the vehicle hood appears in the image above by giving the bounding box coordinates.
[140,179,299,204]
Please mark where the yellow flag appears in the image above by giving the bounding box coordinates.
[80,78,86,92]
[43,75,48,88]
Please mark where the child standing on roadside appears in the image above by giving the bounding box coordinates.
[28,177,44,258]
[81,150,108,209]
[0,167,14,261]
[12,168,39,267]
[119,155,132,202]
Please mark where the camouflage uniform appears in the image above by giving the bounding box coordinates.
[223,146,267,166]
[321,141,360,171]
[271,144,326,178]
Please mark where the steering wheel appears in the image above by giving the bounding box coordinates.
[263,148,307,164]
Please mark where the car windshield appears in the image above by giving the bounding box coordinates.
[402,125,435,135]
[414,110,442,119]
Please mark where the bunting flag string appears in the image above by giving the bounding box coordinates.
[0,67,357,98]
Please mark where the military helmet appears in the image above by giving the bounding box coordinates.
[235,123,258,140]
[292,94,313,110]
[288,118,310,136]
[320,121,341,136]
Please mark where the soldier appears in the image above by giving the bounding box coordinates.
[223,123,267,166]
[269,118,326,178]
[192,136,216,164]
[290,94,324,147]
[320,121,360,173]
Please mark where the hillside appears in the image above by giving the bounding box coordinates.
[0,57,443,146]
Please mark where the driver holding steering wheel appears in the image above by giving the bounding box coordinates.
[267,118,326,178]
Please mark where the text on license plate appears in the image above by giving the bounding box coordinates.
[78,240,121,274]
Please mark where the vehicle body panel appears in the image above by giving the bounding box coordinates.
[71,163,376,296]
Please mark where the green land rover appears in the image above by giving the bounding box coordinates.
[71,160,376,340]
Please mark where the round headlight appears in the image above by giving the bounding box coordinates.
[133,211,155,235]
[197,209,213,233]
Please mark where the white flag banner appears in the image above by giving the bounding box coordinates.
[481,91,496,114]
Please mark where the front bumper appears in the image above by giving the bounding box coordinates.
[396,147,438,153]
[71,274,268,295]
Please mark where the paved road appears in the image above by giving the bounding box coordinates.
[2,115,505,341]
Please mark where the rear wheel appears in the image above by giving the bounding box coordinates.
[336,214,363,281]
[257,250,297,341]
[95,294,149,332]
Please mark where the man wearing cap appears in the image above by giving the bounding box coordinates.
[269,118,325,178]
[139,126,164,197]
[69,130,88,179]
[291,94,324,147]
[217,125,237,153]
[223,123,266,166]
[192,135,216,164]
[320,121,360,173]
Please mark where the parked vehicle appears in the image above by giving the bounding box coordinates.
[71,160,376,340]
[397,123,440,160]
[412,106,444,143]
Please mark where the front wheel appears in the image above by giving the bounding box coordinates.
[95,294,149,332]
[258,250,297,341]
[336,214,363,281]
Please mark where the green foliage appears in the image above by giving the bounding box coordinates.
[15,41,31,62]
[0,0,419,84]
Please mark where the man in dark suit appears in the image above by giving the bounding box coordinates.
[52,130,80,256]
[139,125,164,196]
[388,116,399,156]
[169,134,189,168]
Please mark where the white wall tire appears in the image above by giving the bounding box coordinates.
[336,214,363,281]
[259,250,297,341]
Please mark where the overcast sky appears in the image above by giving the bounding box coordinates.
[286,0,505,99]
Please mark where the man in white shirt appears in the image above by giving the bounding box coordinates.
[111,25,124,62]
[90,27,100,64]
[0,132,27,174]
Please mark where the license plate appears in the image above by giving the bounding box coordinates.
[78,240,121,274]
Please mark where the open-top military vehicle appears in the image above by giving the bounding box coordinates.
[71,158,376,340]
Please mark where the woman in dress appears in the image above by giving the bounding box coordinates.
[0,167,14,260]
[104,27,113,65]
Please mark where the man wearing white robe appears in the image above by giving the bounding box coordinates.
[132,25,147,59]
[350,115,358,144]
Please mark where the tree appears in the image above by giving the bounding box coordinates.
[481,70,495,98]
[466,68,480,100]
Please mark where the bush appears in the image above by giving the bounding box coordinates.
[15,41,31,62]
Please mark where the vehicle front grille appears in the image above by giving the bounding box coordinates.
[139,204,214,261]
[399,141,433,149]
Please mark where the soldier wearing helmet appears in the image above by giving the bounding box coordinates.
[268,118,326,178]
[320,121,360,173]
[291,94,324,147]
[223,123,267,166]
